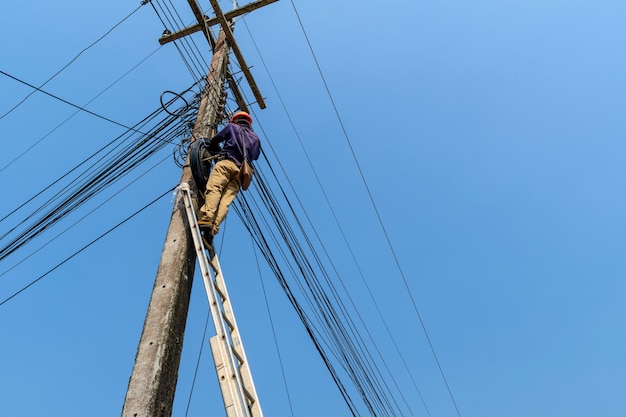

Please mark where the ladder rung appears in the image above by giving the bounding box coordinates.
[214,282,227,301]
[243,386,255,402]
[232,344,244,364]
[222,310,235,330]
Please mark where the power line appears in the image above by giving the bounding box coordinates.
[0,186,174,308]
[0,45,162,176]
[183,310,211,417]
[241,17,431,415]
[150,0,210,82]
[220,40,413,414]
[250,234,296,417]
[233,159,408,417]
[0,84,196,262]
[0,2,147,121]
[0,154,171,281]
[0,69,149,134]
[286,1,464,415]
[0,3,456,416]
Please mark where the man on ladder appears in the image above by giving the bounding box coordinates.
[197,111,261,248]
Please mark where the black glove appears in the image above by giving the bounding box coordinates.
[207,139,221,154]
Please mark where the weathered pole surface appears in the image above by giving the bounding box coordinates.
[121,30,230,417]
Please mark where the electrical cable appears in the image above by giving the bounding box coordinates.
[0,2,147,121]
[285,2,464,415]
[233,161,405,417]
[0,154,171,280]
[0,83,197,261]
[234,193,362,417]
[0,45,163,176]
[240,19,431,412]
[250,232,296,417]
[0,93,174,231]
[0,77,199,229]
[183,310,211,417]
[0,69,150,135]
[223,30,414,412]
[0,186,175,307]
[150,0,209,82]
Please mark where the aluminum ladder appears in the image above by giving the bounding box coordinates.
[179,183,263,417]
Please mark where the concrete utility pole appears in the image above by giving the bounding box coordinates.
[121,30,230,417]
[121,1,277,416]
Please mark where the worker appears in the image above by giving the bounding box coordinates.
[197,111,261,247]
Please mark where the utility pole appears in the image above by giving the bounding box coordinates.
[121,2,276,416]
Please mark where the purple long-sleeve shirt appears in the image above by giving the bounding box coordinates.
[210,123,261,167]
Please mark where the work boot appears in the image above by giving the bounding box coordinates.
[197,219,214,249]
[197,218,213,230]
[200,227,213,249]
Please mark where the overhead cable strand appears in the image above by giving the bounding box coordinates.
[0,69,150,135]
[0,187,175,308]
[0,154,171,280]
[183,311,211,417]
[251,167,396,416]
[0,45,162,176]
[287,2,463,416]
[250,233,296,417]
[236,53,422,416]
[227,80,409,415]
[234,195,362,417]
[0,2,146,121]
[234,186,360,414]
[234,163,400,416]
[0,86,196,261]
[241,18,430,416]
[0,117,176,261]
[0,90,179,233]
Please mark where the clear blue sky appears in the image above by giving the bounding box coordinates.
[1,1,625,416]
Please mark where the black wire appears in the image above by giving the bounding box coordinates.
[0,77,199,229]
[0,46,162,176]
[241,15,432,415]
[150,0,208,82]
[267,169,406,417]
[0,83,198,262]
[0,154,172,280]
[286,2,463,415]
[233,75,413,415]
[234,195,362,417]
[0,2,146,121]
[0,186,175,307]
[183,310,211,417]
[0,96,165,229]
[250,232,296,417]
[234,161,405,417]
[0,69,150,135]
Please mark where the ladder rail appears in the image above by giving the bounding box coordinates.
[179,184,248,417]
[209,253,264,411]
[178,183,263,417]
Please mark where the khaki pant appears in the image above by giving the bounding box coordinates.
[198,159,240,235]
